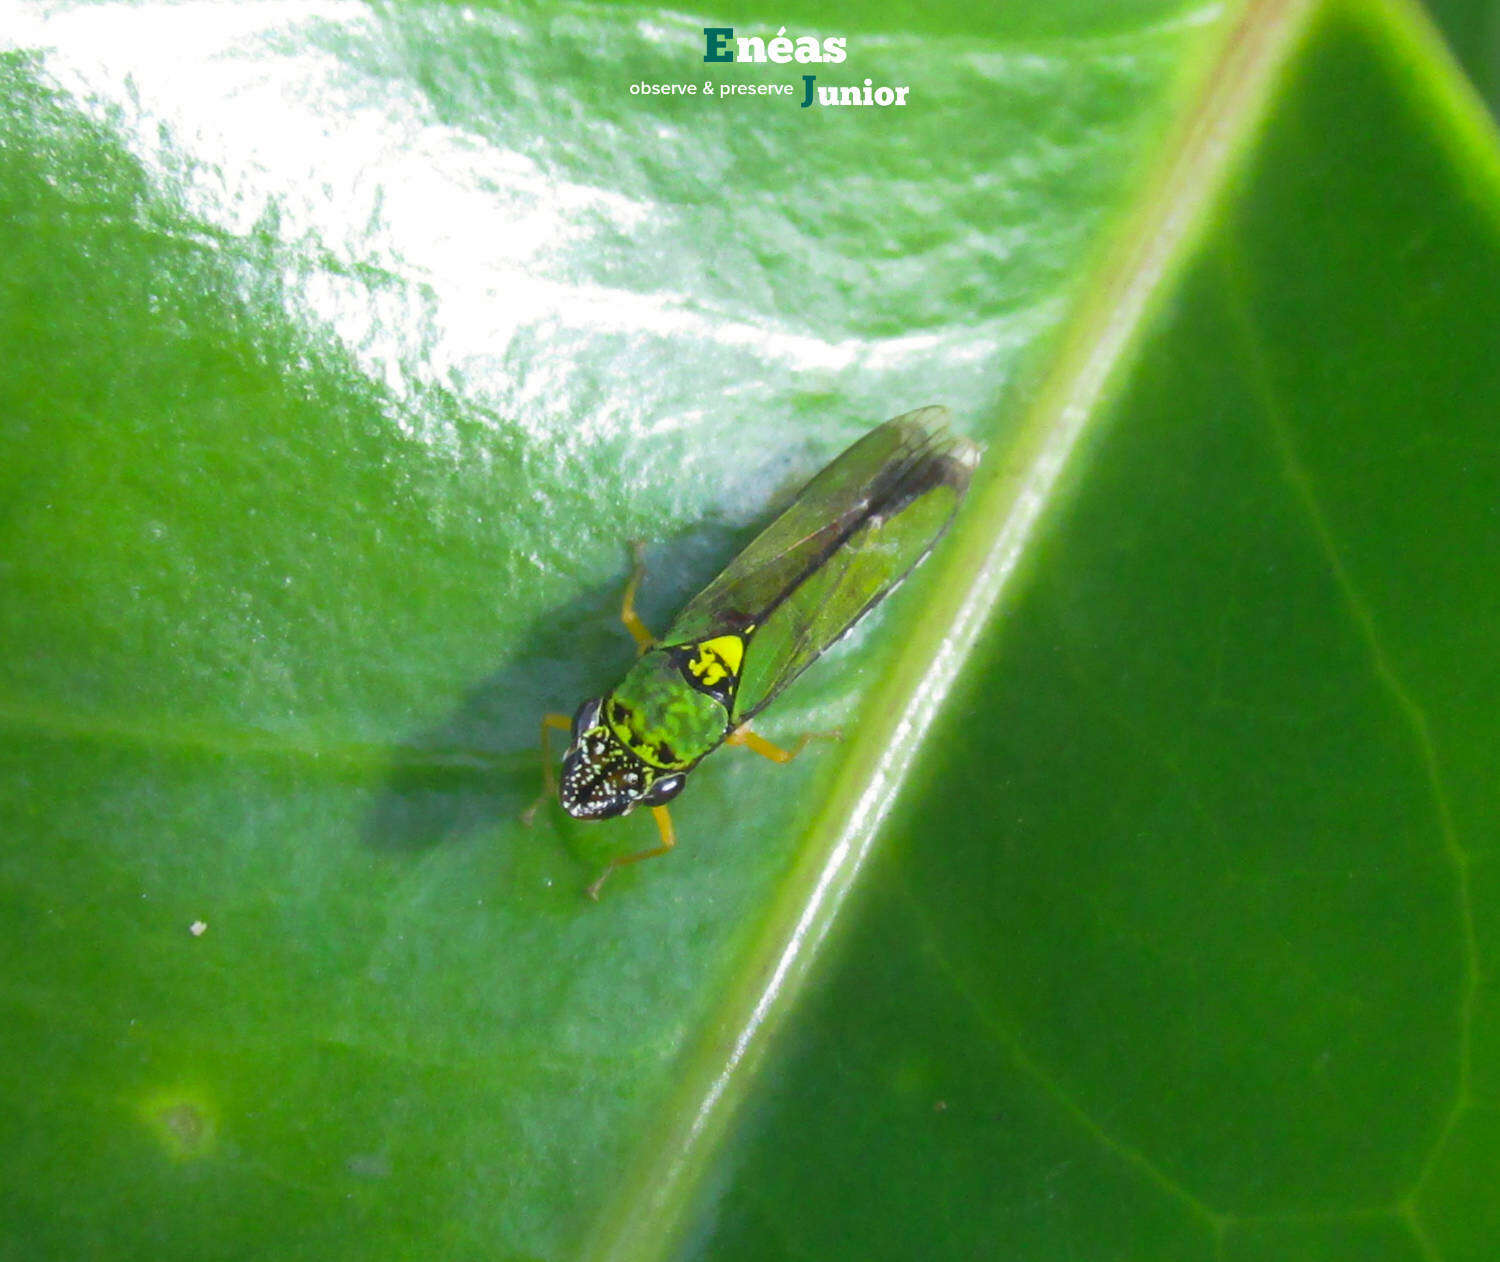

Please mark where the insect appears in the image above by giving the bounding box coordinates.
[527,406,978,898]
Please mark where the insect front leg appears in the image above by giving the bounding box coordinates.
[520,712,573,826]
[725,725,843,764]
[585,804,676,901]
[620,540,656,654]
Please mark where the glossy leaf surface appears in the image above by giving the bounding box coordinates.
[684,2,1500,1259]
[4,1,1499,1260]
[0,2,1203,1258]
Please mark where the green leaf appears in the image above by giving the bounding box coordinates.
[1421,0,1500,116]
[674,2,1500,1260]
[2,1,1497,1261]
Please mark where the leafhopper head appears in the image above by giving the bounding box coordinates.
[558,696,685,820]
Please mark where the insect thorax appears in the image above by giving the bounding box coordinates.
[606,644,740,770]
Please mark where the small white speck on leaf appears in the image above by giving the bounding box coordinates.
[190,920,208,937]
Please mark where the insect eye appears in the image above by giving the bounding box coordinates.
[642,774,685,806]
[571,697,602,741]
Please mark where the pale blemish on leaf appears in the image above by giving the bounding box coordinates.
[140,1090,217,1160]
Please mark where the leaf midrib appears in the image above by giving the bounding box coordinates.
[578,1,1354,1257]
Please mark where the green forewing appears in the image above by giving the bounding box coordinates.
[666,408,976,723]
[734,479,964,720]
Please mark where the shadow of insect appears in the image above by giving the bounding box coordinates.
[361,519,752,856]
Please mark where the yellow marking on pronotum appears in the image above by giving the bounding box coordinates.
[702,634,744,675]
[686,634,744,688]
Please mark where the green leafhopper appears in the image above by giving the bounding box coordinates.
[529,406,978,897]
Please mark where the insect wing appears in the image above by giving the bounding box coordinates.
[667,408,951,646]
[732,422,976,721]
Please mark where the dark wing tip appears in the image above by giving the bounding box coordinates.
[937,432,981,491]
[883,406,980,498]
[864,417,979,523]
[888,404,953,430]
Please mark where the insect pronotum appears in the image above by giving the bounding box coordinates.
[527,407,978,898]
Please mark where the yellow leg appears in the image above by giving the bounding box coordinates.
[520,712,573,826]
[725,725,843,764]
[586,805,675,901]
[620,540,655,654]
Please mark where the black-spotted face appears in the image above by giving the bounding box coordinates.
[559,696,654,820]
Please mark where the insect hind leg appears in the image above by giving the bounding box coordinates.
[620,540,655,654]
[726,725,843,764]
